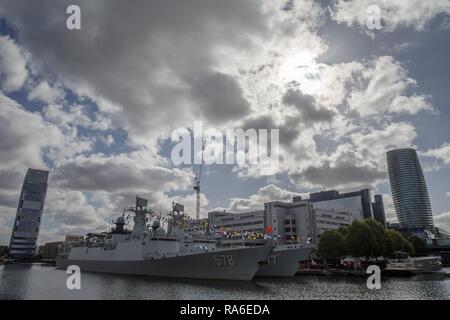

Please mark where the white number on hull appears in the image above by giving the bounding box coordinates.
[213,255,235,266]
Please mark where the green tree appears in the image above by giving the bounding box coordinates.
[386,229,404,252]
[337,226,348,237]
[386,229,415,255]
[409,236,428,257]
[402,238,415,255]
[316,230,347,259]
[345,220,378,258]
[364,219,388,257]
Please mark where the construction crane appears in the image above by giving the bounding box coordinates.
[193,140,205,220]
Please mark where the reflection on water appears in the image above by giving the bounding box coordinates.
[1,264,449,300]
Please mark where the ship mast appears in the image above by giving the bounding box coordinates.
[128,196,152,240]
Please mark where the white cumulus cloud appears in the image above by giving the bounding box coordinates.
[0,35,28,92]
[28,80,65,104]
[347,56,432,117]
[423,143,450,164]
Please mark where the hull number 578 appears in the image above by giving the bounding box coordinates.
[213,255,235,266]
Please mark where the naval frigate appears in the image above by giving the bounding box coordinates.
[55,198,274,281]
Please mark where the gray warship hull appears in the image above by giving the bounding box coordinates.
[56,245,274,281]
[256,245,314,278]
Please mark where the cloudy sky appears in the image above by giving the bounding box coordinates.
[0,0,450,244]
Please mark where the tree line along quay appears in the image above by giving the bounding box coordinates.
[315,219,427,269]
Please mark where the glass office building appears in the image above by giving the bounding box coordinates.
[309,189,374,222]
[387,148,434,229]
[9,169,49,259]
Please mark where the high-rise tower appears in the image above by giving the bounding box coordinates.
[9,169,49,259]
[372,194,386,226]
[387,148,433,229]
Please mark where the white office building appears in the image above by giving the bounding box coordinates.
[208,210,265,233]
[314,208,352,235]
[208,198,317,244]
[264,199,317,244]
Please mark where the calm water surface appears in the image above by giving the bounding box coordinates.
[1,263,449,300]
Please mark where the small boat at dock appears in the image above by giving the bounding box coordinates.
[384,255,442,276]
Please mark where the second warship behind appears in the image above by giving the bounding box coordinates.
[55,197,274,281]
[256,244,314,277]
[215,239,314,278]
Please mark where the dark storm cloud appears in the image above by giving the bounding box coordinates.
[0,0,270,140]
[191,72,251,125]
[282,88,335,123]
[242,115,276,131]
[241,89,334,149]
[0,170,23,192]
[291,160,386,189]
[0,189,19,208]
[241,115,301,147]
[51,155,192,193]
[281,116,303,146]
